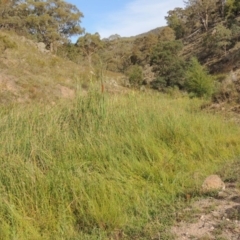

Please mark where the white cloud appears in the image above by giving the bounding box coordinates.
[96,0,184,38]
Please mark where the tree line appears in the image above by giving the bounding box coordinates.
[0,0,84,51]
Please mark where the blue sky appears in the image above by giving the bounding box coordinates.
[68,0,184,40]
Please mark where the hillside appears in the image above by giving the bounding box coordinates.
[102,21,240,78]
[2,25,240,104]
[0,1,240,239]
[181,28,240,74]
[1,22,240,113]
[0,31,79,104]
[0,31,126,105]
[1,0,239,105]
[89,4,240,110]
[135,27,165,38]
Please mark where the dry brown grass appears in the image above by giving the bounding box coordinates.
[0,30,124,104]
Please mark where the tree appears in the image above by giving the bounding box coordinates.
[102,37,132,73]
[185,57,214,97]
[218,0,226,18]
[0,0,84,51]
[129,30,173,66]
[76,33,104,68]
[0,0,25,31]
[131,33,158,65]
[184,0,218,31]
[126,65,143,87]
[231,23,240,41]
[25,0,84,51]
[108,34,121,41]
[158,27,176,41]
[150,40,186,89]
[225,0,240,43]
[165,8,188,39]
[57,42,83,64]
[226,0,240,19]
[215,24,232,55]
[203,23,232,56]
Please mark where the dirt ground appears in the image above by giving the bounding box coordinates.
[171,182,240,240]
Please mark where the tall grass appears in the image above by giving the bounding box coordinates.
[0,91,240,239]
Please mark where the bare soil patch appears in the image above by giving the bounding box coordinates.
[172,183,240,239]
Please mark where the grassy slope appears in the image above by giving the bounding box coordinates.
[0,91,240,239]
[0,30,240,239]
[0,30,91,104]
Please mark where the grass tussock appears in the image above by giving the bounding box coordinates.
[0,91,240,239]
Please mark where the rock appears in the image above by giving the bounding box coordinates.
[140,85,146,92]
[201,175,225,193]
[217,191,228,199]
[57,84,75,99]
[36,42,49,53]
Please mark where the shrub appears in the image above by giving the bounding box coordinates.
[126,65,143,87]
[150,40,186,89]
[185,58,214,98]
[0,34,17,53]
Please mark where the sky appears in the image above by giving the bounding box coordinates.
[68,0,185,40]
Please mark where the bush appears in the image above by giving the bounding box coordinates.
[185,58,214,98]
[126,65,143,87]
[0,34,17,53]
[150,40,186,89]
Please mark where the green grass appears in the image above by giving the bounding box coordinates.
[0,91,240,239]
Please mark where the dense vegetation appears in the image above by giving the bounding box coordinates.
[58,0,240,96]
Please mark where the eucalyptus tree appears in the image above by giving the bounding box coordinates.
[76,32,104,67]
[184,0,218,31]
[165,7,188,39]
[0,0,25,30]
[150,40,186,89]
[25,0,84,51]
[0,0,84,51]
